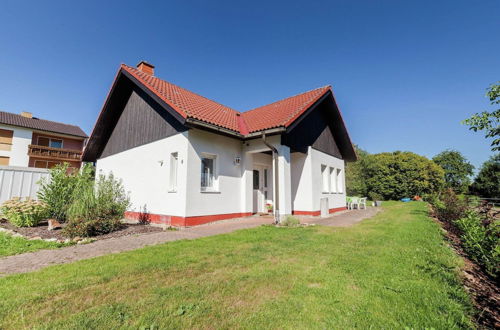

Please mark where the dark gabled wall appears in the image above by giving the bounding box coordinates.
[100,86,187,158]
[282,98,342,159]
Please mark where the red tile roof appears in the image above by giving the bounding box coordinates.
[121,64,331,135]
[241,86,331,133]
[0,111,87,138]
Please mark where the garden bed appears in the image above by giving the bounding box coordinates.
[431,212,500,329]
[0,219,163,243]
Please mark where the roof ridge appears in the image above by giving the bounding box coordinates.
[242,85,331,114]
[121,64,240,115]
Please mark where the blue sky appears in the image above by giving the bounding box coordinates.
[0,0,498,169]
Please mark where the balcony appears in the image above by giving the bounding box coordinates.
[28,144,82,162]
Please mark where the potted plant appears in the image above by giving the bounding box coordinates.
[266,203,273,213]
[368,192,384,207]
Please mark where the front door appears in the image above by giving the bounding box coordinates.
[252,166,268,213]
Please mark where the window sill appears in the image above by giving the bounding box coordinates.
[168,190,177,193]
[201,189,221,194]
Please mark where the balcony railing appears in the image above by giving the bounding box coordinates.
[28,144,82,161]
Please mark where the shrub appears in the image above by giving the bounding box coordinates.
[431,189,469,223]
[37,163,93,222]
[0,199,48,227]
[63,171,130,237]
[66,172,130,223]
[281,215,300,227]
[368,192,383,201]
[454,212,500,277]
[63,217,124,238]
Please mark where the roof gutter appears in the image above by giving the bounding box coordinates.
[261,133,280,224]
[185,118,244,139]
[185,118,287,140]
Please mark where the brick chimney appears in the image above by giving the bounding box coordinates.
[136,61,155,75]
[20,111,33,118]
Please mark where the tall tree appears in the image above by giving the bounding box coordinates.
[345,145,368,196]
[462,82,500,151]
[432,150,474,193]
[363,151,444,200]
[470,154,500,198]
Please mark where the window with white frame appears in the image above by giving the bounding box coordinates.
[336,168,343,193]
[169,152,178,191]
[201,154,217,191]
[330,167,336,193]
[321,164,329,192]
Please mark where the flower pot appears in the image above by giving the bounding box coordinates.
[375,201,382,207]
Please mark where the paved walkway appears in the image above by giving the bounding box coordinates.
[0,207,381,276]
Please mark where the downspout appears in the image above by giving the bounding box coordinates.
[262,133,280,224]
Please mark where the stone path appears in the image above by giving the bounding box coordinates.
[0,207,381,277]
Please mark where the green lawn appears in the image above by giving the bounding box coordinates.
[0,232,66,257]
[0,202,474,329]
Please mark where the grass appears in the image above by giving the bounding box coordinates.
[0,202,474,328]
[0,232,67,257]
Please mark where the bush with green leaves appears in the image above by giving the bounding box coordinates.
[0,199,48,227]
[280,215,300,227]
[63,217,124,238]
[454,212,499,278]
[63,172,130,237]
[428,189,499,278]
[431,189,469,224]
[37,163,92,221]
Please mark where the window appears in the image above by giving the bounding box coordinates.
[321,165,329,192]
[264,168,268,188]
[0,129,13,151]
[337,168,343,193]
[50,139,63,148]
[330,167,336,193]
[169,152,178,191]
[0,156,10,166]
[201,154,216,191]
[253,170,260,189]
[38,136,63,149]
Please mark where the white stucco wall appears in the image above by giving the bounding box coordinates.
[95,130,346,219]
[95,132,189,217]
[309,147,346,211]
[185,129,245,217]
[0,124,32,166]
[291,147,346,212]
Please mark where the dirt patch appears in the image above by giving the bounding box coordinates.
[0,219,163,241]
[431,214,500,329]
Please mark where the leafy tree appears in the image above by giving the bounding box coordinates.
[345,145,369,196]
[462,82,500,151]
[470,154,500,198]
[432,150,474,193]
[362,151,445,200]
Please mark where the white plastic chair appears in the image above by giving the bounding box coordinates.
[359,197,367,209]
[349,197,360,210]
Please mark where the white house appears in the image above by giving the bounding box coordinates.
[0,111,87,169]
[83,61,356,226]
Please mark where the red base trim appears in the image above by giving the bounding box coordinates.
[124,211,253,227]
[293,206,346,216]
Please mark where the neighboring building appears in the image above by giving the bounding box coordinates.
[0,111,87,169]
[83,61,356,226]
